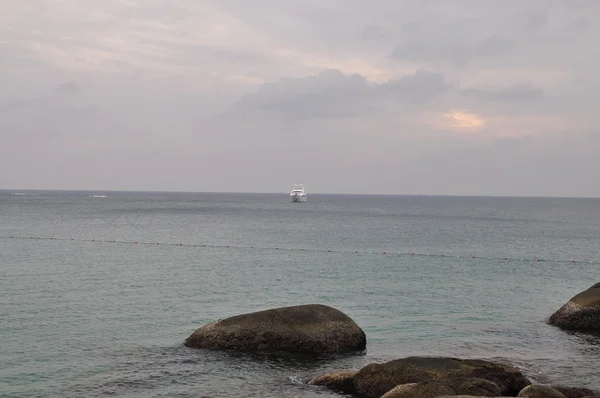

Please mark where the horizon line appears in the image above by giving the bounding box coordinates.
[1,188,599,200]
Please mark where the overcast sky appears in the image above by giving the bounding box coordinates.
[1,0,599,196]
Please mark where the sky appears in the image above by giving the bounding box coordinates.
[1,0,599,196]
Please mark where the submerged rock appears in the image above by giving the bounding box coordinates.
[380,377,501,398]
[184,304,366,355]
[549,283,600,331]
[517,384,567,397]
[351,356,530,397]
[436,396,502,398]
[309,370,357,394]
[552,385,600,398]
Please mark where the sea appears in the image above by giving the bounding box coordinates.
[1,190,600,397]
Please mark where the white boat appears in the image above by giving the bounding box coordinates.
[290,184,307,203]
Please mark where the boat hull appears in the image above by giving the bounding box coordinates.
[291,194,307,203]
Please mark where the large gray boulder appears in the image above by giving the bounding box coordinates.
[549,283,600,331]
[184,304,366,355]
[351,356,530,397]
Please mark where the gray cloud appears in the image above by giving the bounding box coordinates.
[474,35,513,57]
[567,17,589,33]
[362,25,390,40]
[390,34,514,68]
[54,82,81,97]
[461,83,544,101]
[234,70,373,119]
[377,70,450,103]
[233,69,449,119]
[0,82,86,117]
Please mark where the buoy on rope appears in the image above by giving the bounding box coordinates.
[1,235,594,265]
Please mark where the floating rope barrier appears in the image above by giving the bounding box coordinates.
[0,235,595,265]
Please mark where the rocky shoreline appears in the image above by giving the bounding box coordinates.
[308,358,598,397]
[187,283,600,397]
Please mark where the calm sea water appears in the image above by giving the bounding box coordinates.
[1,190,600,397]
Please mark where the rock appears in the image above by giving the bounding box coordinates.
[380,378,501,398]
[352,356,530,398]
[549,283,600,331]
[309,370,357,394]
[552,385,600,398]
[380,383,419,398]
[184,304,366,355]
[518,384,567,397]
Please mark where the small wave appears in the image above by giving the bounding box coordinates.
[367,207,385,214]
[89,195,107,198]
[287,375,306,385]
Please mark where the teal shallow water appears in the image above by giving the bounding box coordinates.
[1,191,600,397]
